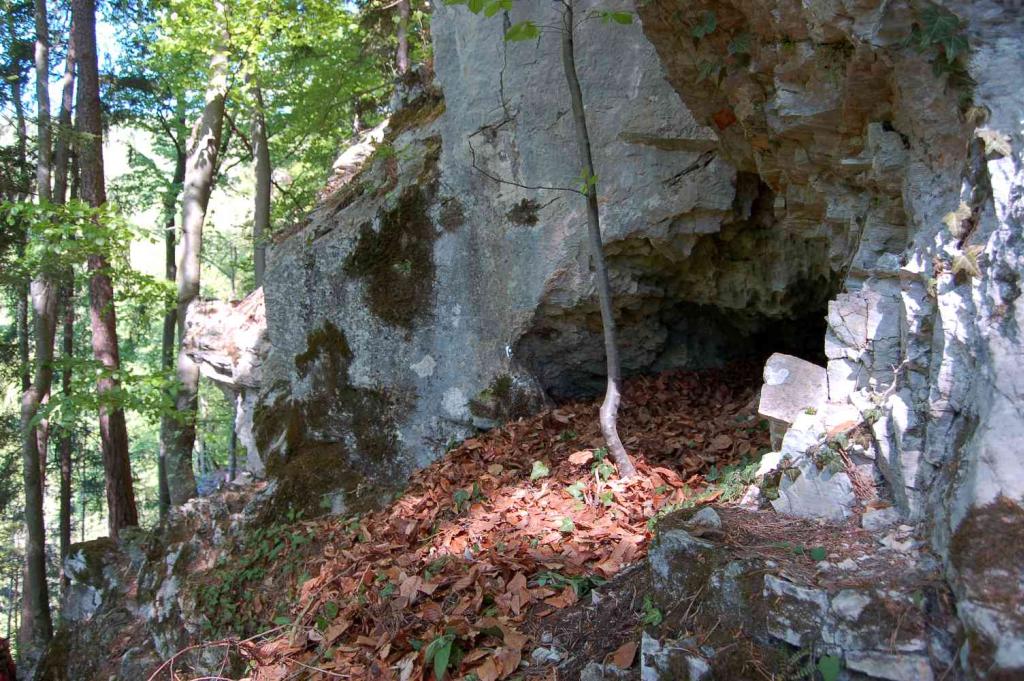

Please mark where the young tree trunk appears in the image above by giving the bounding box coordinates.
[396,0,411,75]
[34,0,51,202]
[73,0,139,537]
[57,278,74,587]
[52,20,75,205]
[165,10,229,506]
[227,420,238,482]
[558,0,634,478]
[157,126,187,520]
[251,83,270,288]
[16,283,29,393]
[18,278,57,663]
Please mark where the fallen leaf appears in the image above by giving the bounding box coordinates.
[610,641,638,669]
[568,450,594,465]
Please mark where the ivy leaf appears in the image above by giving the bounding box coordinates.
[505,21,539,42]
[530,460,550,481]
[809,546,827,561]
[559,517,576,533]
[691,10,716,39]
[467,0,485,13]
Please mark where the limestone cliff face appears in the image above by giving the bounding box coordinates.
[255,0,847,514]
[60,0,1020,678]
[636,0,1023,674]
[249,0,1022,674]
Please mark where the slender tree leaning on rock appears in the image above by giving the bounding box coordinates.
[164,2,230,506]
[556,0,635,478]
[451,0,637,477]
[74,0,140,537]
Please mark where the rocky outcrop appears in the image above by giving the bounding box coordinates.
[641,507,960,681]
[632,0,1022,674]
[37,486,265,680]
[94,0,1020,678]
[255,0,847,515]
[184,289,268,477]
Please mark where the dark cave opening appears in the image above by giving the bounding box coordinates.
[514,174,840,401]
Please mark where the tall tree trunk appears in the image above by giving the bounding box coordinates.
[251,83,270,288]
[18,275,58,664]
[73,0,139,537]
[396,0,411,75]
[34,0,51,202]
[57,278,74,588]
[5,10,29,200]
[53,21,76,563]
[157,111,187,520]
[165,8,228,506]
[52,19,75,205]
[558,0,634,478]
[17,1,58,663]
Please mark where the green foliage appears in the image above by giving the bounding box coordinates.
[424,632,458,681]
[533,570,604,598]
[904,5,973,96]
[597,10,633,25]
[817,655,841,681]
[577,167,598,196]
[690,10,717,39]
[504,21,540,42]
[530,460,550,481]
[641,595,663,626]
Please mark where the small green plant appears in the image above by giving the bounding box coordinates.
[566,480,587,501]
[590,447,615,482]
[559,517,576,534]
[558,429,578,442]
[817,655,841,681]
[534,570,605,598]
[530,460,551,481]
[641,595,663,627]
[424,632,461,681]
[690,9,716,38]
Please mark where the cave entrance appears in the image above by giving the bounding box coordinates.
[514,174,840,401]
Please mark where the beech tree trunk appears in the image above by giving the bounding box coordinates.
[558,0,635,478]
[73,0,139,537]
[252,84,270,288]
[18,278,57,662]
[52,20,75,205]
[157,116,187,520]
[165,9,228,506]
[396,0,411,75]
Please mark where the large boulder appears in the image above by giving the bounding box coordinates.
[255,0,840,514]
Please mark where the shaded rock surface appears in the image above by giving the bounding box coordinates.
[254,0,842,518]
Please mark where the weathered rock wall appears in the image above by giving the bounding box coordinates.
[256,0,850,516]
[634,0,1023,675]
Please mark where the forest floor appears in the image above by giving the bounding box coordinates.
[166,364,773,681]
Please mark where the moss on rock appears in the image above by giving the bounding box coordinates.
[344,185,437,330]
[257,322,407,517]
